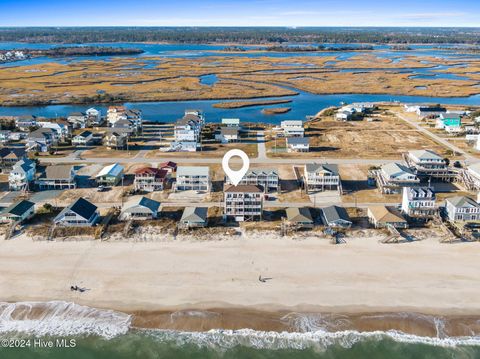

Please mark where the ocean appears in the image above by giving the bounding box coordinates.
[1,302,480,358]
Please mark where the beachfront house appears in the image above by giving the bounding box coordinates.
[0,200,35,224]
[103,131,128,150]
[287,137,309,152]
[280,120,304,137]
[180,206,208,228]
[401,186,437,219]
[72,130,94,146]
[445,196,480,223]
[0,147,26,170]
[285,207,314,229]
[175,166,210,192]
[54,197,99,227]
[304,163,341,192]
[404,149,452,181]
[120,196,161,221]
[367,205,408,229]
[8,158,36,191]
[36,165,76,190]
[215,127,239,143]
[95,163,124,186]
[15,115,37,131]
[224,185,263,222]
[225,168,279,193]
[376,162,420,194]
[134,167,169,192]
[322,205,352,229]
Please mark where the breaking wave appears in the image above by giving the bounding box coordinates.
[0,301,131,339]
[143,328,480,351]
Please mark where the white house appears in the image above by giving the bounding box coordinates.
[405,149,451,180]
[175,166,210,192]
[304,163,340,192]
[9,158,36,191]
[377,162,420,193]
[222,118,240,127]
[54,197,99,227]
[72,130,94,146]
[215,127,239,143]
[173,110,204,151]
[67,112,87,129]
[86,108,103,126]
[120,196,161,221]
[401,186,437,219]
[281,120,304,137]
[445,196,480,222]
[287,137,309,152]
[225,168,279,193]
[38,121,70,141]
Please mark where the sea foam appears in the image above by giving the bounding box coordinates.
[0,301,131,339]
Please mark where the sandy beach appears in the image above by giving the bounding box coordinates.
[1,232,479,319]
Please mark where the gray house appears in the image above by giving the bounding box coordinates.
[36,165,76,190]
[0,200,35,223]
[120,196,161,220]
[445,196,480,223]
[54,197,99,227]
[285,207,313,229]
[322,205,352,229]
[180,207,208,228]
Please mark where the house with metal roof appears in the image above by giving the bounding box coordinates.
[54,197,99,227]
[287,137,309,152]
[285,207,313,229]
[175,166,210,192]
[405,149,452,181]
[367,206,408,229]
[304,163,341,192]
[120,196,161,221]
[180,206,208,228]
[376,162,419,194]
[0,200,35,223]
[95,163,124,186]
[215,127,239,143]
[445,196,480,223]
[322,205,352,229]
[221,118,240,127]
[36,165,76,190]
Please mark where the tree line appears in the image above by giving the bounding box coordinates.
[0,27,479,44]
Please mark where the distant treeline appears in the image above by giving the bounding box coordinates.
[26,46,144,57]
[0,27,479,44]
[264,45,374,52]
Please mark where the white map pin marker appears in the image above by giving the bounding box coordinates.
[222,149,250,186]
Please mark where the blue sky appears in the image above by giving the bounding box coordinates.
[0,0,479,27]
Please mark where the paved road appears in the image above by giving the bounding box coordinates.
[40,155,396,166]
[256,130,267,160]
[394,111,475,161]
